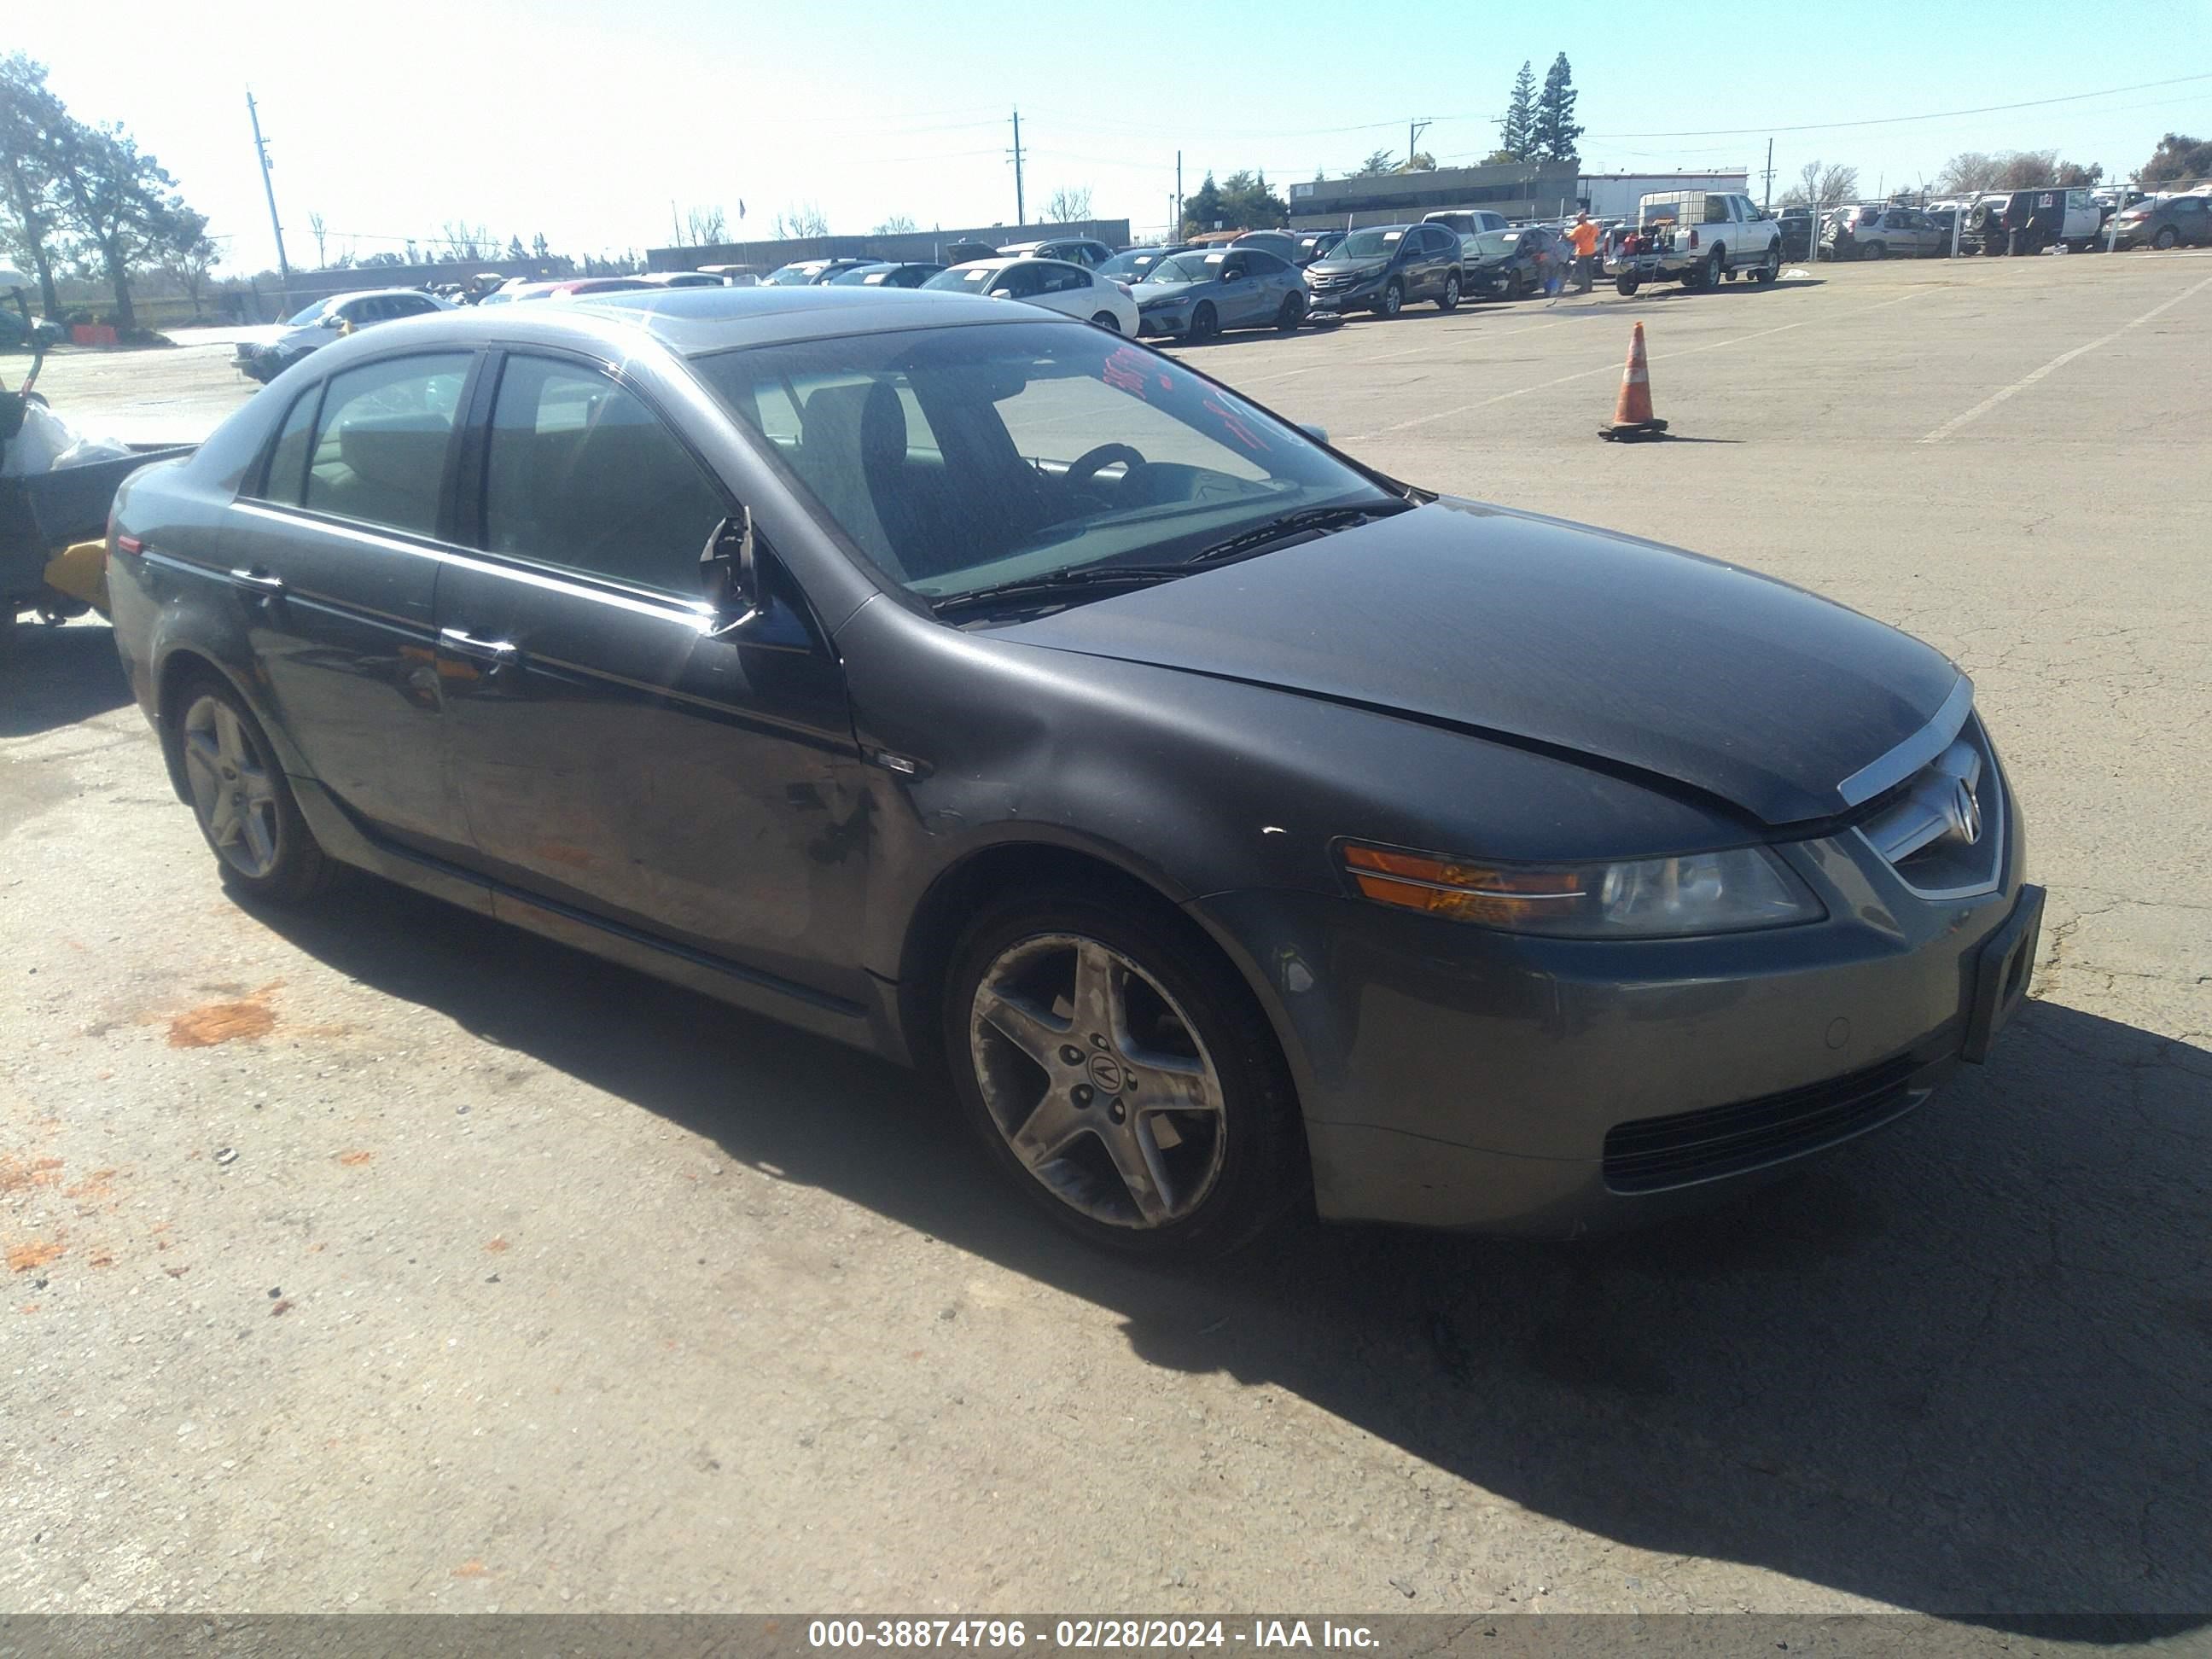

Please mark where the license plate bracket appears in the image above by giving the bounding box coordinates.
[1962,884,2045,1063]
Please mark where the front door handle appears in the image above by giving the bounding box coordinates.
[439,627,519,665]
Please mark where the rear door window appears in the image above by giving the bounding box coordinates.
[302,352,473,536]
[253,384,322,506]
[481,355,728,596]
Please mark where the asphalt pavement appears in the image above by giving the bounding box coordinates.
[3,253,2208,1627]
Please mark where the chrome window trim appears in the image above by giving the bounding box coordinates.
[1836,674,1976,807]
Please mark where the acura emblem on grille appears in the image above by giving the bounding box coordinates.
[1943,777,1982,847]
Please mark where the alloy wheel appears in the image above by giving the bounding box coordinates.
[182,694,282,879]
[968,932,1226,1230]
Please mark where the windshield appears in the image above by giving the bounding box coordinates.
[765,265,821,286]
[696,319,1394,608]
[283,298,335,327]
[1148,253,1223,283]
[1334,228,1405,259]
[829,265,892,286]
[1469,230,1519,255]
[1098,247,1174,279]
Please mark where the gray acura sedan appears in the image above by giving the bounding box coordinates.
[105,287,2041,1260]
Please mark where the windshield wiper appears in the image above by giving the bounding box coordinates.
[1183,500,1411,567]
[928,562,1193,619]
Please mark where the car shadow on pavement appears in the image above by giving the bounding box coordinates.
[0,620,132,737]
[249,875,2209,1633]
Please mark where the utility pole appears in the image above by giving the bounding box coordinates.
[671,200,684,247]
[246,90,289,284]
[1409,117,1432,167]
[1175,151,1183,240]
[1761,137,1775,212]
[1010,108,1026,228]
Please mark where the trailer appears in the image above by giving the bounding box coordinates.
[3,343,193,655]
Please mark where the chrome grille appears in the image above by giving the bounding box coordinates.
[1860,713,2005,897]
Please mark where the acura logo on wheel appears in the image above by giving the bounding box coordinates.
[1086,1055,1126,1095]
[1943,777,1982,847]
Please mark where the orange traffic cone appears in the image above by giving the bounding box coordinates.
[1598,321,1668,441]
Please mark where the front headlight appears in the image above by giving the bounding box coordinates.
[1339,841,1825,939]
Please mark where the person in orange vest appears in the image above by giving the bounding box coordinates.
[1567,211,1602,294]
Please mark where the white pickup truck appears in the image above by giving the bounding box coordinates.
[1607,190,1784,294]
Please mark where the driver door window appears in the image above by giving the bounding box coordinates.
[992,265,1045,299]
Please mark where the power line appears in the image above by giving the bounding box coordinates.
[1583,71,2212,139]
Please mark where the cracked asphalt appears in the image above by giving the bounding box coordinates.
[3,254,2207,1630]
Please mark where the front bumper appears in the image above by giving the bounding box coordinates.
[1136,311,1190,337]
[1306,279,1382,312]
[1189,820,2036,1237]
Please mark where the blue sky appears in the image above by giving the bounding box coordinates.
[19,0,2212,273]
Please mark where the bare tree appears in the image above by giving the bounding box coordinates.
[438,220,493,262]
[773,202,830,239]
[684,204,727,246]
[1783,160,1860,210]
[1936,152,2004,195]
[307,210,328,267]
[1043,184,1093,223]
[871,213,918,235]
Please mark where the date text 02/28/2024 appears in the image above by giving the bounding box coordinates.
[805,1621,1381,1650]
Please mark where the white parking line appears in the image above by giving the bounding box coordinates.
[1918,271,2212,443]
[1353,289,1929,438]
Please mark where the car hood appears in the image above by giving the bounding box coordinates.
[1131,278,1208,302]
[1306,259,1388,280]
[1000,500,1959,827]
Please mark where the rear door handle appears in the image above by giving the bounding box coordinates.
[439,627,519,664]
[228,568,286,609]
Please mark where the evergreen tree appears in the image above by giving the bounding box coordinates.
[1533,54,1583,163]
[1499,61,1537,161]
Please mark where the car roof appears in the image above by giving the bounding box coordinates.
[946,256,1089,275]
[277,286,1090,387]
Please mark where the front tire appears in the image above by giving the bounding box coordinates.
[943,888,1306,1261]
[1437,273,1461,312]
[172,676,332,905]
[1615,273,1639,296]
[1274,292,1305,331]
[1374,279,1404,318]
[1189,301,1218,341]
[2155,226,2178,250]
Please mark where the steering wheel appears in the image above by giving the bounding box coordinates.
[1062,442,1148,502]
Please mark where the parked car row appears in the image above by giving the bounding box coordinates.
[1816,187,2212,259]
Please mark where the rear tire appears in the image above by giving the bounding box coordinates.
[170,674,333,905]
[2155,226,2178,250]
[1863,242,1886,261]
[1091,311,1121,332]
[941,886,1307,1262]
[1615,274,1639,297]
[1437,273,1461,312]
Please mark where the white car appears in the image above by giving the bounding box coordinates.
[996,236,1115,268]
[232,288,453,381]
[921,258,1140,335]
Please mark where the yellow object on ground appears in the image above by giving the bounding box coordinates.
[42,538,109,616]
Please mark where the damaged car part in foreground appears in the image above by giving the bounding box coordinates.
[105,287,2040,1260]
